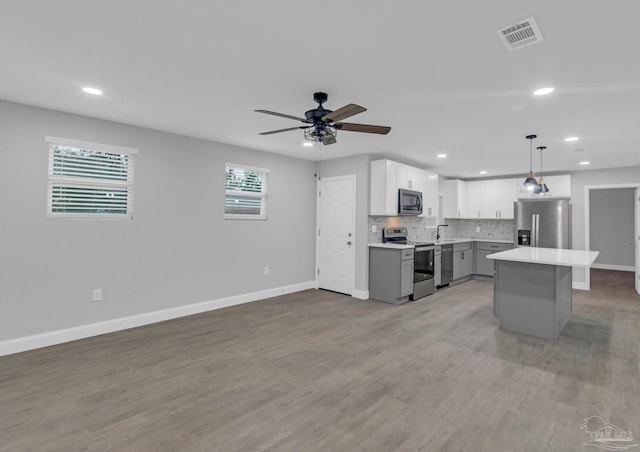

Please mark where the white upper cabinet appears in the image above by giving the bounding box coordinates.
[497,178,518,219]
[396,164,412,190]
[370,159,399,216]
[441,179,468,219]
[465,178,518,219]
[442,175,572,220]
[370,159,439,217]
[517,174,572,198]
[421,170,439,217]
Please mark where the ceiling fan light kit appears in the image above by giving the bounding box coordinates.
[523,134,540,192]
[255,92,391,145]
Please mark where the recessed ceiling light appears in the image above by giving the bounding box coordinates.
[533,87,554,96]
[479,170,488,175]
[564,136,579,142]
[303,142,313,147]
[579,161,591,166]
[437,153,447,158]
[82,87,103,95]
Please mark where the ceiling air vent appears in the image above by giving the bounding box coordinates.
[497,16,543,51]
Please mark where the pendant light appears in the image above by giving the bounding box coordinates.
[536,146,549,194]
[523,134,539,192]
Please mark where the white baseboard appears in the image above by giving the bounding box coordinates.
[591,264,635,272]
[0,281,316,357]
[351,289,369,300]
[572,281,588,291]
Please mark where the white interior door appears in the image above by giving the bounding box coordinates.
[636,188,640,295]
[317,176,355,295]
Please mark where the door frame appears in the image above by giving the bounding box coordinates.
[315,175,357,296]
[584,183,640,291]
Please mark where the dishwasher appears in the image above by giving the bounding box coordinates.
[439,244,453,288]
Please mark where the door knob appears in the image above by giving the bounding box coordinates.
[347,241,352,245]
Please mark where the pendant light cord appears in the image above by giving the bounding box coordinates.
[525,134,537,176]
[540,149,542,179]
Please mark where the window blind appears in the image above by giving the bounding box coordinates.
[45,137,136,218]
[225,164,268,219]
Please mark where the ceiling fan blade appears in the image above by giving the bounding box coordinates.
[322,104,366,123]
[334,122,391,135]
[259,126,310,135]
[255,109,310,123]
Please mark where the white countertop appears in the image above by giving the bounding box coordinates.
[434,238,512,245]
[487,247,600,268]
[368,243,415,249]
[369,238,512,249]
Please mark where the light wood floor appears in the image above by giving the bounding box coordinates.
[1,270,638,451]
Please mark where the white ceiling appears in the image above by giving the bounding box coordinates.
[1,1,639,179]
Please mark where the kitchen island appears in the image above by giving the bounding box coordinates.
[488,247,599,340]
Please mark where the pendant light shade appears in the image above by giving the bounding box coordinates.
[523,134,539,191]
[536,146,549,194]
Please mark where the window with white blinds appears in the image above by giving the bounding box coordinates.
[225,163,268,219]
[45,136,137,218]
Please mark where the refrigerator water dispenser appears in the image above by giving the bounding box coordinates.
[517,229,531,246]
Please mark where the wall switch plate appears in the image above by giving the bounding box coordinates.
[476,227,481,233]
[264,266,270,276]
[371,225,377,233]
[92,288,102,302]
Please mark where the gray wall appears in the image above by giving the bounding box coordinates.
[0,100,317,341]
[319,154,371,294]
[589,188,635,267]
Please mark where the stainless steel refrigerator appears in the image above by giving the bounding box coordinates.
[514,199,571,249]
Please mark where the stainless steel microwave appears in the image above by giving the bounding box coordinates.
[398,188,423,215]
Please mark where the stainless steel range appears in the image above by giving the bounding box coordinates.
[382,227,435,300]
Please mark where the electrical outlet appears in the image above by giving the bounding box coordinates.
[476,227,481,233]
[264,266,270,276]
[92,288,102,302]
[371,225,377,233]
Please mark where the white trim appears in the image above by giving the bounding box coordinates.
[352,289,369,300]
[225,162,270,174]
[44,136,138,154]
[584,182,640,291]
[0,281,315,357]
[572,281,588,291]
[592,264,635,272]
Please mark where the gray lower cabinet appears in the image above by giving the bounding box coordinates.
[369,247,414,304]
[475,242,514,276]
[452,242,473,280]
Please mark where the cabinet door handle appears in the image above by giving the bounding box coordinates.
[347,241,352,246]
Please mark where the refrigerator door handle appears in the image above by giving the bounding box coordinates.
[535,214,540,247]
[531,214,536,247]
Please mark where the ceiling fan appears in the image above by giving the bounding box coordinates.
[255,92,391,145]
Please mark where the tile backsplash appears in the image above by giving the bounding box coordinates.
[368,216,514,243]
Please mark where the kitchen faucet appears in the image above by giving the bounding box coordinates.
[436,224,449,241]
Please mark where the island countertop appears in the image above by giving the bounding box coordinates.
[487,247,599,268]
